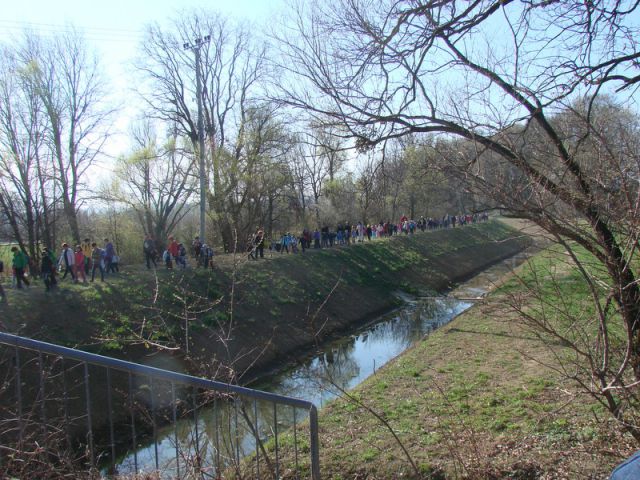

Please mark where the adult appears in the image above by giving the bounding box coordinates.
[81,238,92,274]
[103,238,115,274]
[41,247,55,291]
[254,228,265,259]
[201,244,214,269]
[192,236,202,265]
[58,243,75,281]
[90,242,105,282]
[11,247,30,289]
[611,450,640,479]
[143,235,157,269]
[168,236,179,265]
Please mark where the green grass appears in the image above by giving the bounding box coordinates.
[267,240,636,478]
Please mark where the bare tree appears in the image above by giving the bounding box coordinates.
[135,10,269,250]
[276,0,640,440]
[18,29,112,245]
[0,37,58,262]
[110,121,197,250]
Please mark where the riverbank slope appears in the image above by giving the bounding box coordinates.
[305,242,635,478]
[1,220,529,379]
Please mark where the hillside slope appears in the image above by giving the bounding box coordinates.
[0,220,530,380]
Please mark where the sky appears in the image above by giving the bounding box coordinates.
[0,0,286,162]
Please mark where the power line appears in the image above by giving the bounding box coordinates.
[0,19,144,35]
[0,21,146,43]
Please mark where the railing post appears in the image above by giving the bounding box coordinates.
[309,404,321,480]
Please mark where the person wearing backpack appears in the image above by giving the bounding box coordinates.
[192,236,202,265]
[90,243,105,282]
[58,243,75,281]
[176,243,187,269]
[41,247,55,292]
[11,247,30,289]
[143,234,157,269]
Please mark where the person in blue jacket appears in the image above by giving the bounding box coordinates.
[611,450,640,479]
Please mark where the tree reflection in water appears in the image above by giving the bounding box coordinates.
[115,296,472,477]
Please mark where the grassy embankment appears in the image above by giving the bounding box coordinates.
[269,240,636,479]
[0,220,527,380]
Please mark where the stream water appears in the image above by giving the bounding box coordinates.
[114,252,528,476]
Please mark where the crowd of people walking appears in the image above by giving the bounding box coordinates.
[0,238,120,298]
[265,213,489,256]
[0,212,487,301]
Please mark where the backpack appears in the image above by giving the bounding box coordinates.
[179,245,186,257]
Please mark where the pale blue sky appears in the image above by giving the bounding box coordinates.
[0,0,284,77]
[0,0,286,160]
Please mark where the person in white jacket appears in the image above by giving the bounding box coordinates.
[58,243,75,281]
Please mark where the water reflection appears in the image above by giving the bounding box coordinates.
[116,252,530,476]
[113,296,470,477]
[259,296,471,407]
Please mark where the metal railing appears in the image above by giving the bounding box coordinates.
[0,331,320,479]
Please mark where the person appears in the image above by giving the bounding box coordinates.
[46,248,58,289]
[58,243,75,281]
[192,236,202,265]
[41,247,55,291]
[168,236,179,265]
[143,234,157,269]
[110,252,120,273]
[611,450,640,479]
[299,231,307,253]
[103,238,115,274]
[163,249,172,269]
[81,238,92,274]
[11,246,30,289]
[254,228,265,259]
[73,245,87,283]
[90,242,104,282]
[201,243,214,269]
[176,243,187,269]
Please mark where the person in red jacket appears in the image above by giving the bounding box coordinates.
[168,236,179,264]
[74,245,87,283]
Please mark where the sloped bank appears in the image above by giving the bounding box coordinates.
[0,220,530,382]
[191,220,531,381]
[0,220,530,458]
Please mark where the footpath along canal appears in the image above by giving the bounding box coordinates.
[116,251,530,475]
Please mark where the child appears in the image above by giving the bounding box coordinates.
[176,243,187,269]
[41,247,55,291]
[163,249,172,269]
[74,245,87,283]
[110,254,120,273]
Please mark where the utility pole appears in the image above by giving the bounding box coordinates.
[184,35,211,244]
